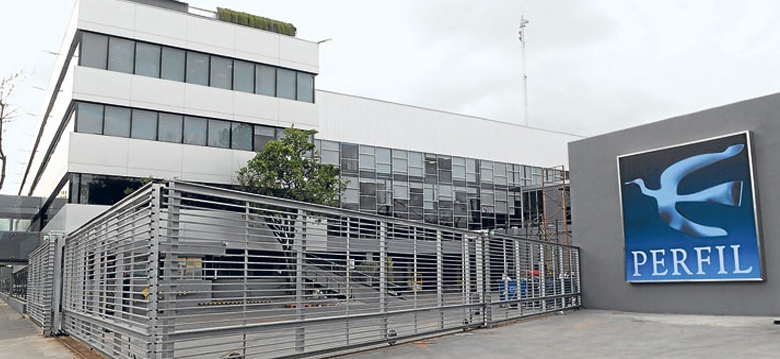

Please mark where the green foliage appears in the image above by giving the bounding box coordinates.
[216,7,297,37]
[123,176,159,195]
[237,127,346,206]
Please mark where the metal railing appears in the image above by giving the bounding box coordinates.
[27,238,56,332]
[37,181,581,359]
[2,267,29,300]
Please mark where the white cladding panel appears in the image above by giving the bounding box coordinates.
[68,133,255,186]
[77,0,319,73]
[72,66,317,129]
[42,204,111,235]
[317,91,581,167]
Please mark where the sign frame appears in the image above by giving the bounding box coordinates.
[617,131,764,283]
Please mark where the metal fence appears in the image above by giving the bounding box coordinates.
[1,266,29,300]
[41,181,581,359]
[27,238,56,332]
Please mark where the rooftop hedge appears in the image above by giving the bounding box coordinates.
[216,7,297,37]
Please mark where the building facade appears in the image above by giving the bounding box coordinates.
[20,0,580,233]
[569,92,780,316]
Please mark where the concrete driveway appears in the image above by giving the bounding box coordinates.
[339,309,780,359]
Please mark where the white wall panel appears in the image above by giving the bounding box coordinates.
[234,26,280,66]
[279,38,319,73]
[77,0,136,39]
[130,76,186,114]
[42,204,111,235]
[231,151,256,178]
[181,145,234,182]
[183,85,233,119]
[72,67,133,106]
[77,0,318,73]
[133,3,188,48]
[73,65,319,129]
[185,15,236,58]
[233,92,279,126]
[126,139,184,174]
[68,133,253,186]
[279,100,319,129]
[31,124,72,199]
[317,91,581,167]
[69,134,130,176]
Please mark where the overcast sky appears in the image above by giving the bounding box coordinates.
[2,0,780,195]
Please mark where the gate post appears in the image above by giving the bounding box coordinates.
[474,234,485,327]
[483,234,492,327]
[294,210,307,353]
[51,232,65,335]
[379,221,388,339]
[436,230,444,329]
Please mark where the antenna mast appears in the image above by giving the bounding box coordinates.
[518,16,530,127]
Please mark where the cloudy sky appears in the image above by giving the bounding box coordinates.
[2,0,780,194]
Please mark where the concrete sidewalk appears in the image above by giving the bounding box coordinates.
[2,301,779,359]
[341,310,780,359]
[0,299,76,359]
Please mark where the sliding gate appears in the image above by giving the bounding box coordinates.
[29,181,581,359]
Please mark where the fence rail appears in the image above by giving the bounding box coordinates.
[28,181,581,359]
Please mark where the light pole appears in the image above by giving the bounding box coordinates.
[518,16,530,127]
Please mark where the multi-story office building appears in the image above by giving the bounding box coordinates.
[20,0,580,233]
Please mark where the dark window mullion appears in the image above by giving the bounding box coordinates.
[294,70,299,101]
[183,50,189,83]
[132,41,137,76]
[100,104,106,135]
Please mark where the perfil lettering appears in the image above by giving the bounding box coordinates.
[631,245,753,277]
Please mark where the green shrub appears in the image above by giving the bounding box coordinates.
[216,7,297,37]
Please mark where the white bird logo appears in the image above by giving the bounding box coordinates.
[624,144,744,237]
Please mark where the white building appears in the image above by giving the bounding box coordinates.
[20,0,581,233]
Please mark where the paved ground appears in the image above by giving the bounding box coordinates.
[340,309,780,359]
[3,298,780,359]
[0,300,77,359]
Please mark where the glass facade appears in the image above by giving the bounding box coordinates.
[79,32,315,103]
[317,139,544,230]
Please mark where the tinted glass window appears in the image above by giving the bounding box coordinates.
[76,103,104,134]
[131,109,157,140]
[104,106,131,137]
[256,64,276,96]
[208,119,231,148]
[107,37,135,74]
[161,47,185,82]
[342,143,358,159]
[81,33,108,69]
[158,113,183,143]
[231,123,252,150]
[186,52,209,86]
[253,125,276,151]
[276,68,296,100]
[210,56,232,90]
[135,42,161,78]
[393,157,408,173]
[296,72,314,103]
[184,117,208,145]
[233,60,254,93]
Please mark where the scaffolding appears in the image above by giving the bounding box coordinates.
[539,165,571,246]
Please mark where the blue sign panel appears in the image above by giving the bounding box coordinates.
[618,132,762,282]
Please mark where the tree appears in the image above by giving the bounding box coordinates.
[237,127,346,254]
[0,73,21,192]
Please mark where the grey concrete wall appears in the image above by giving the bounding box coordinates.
[569,92,780,316]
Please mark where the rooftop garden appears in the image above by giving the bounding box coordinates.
[216,7,297,37]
